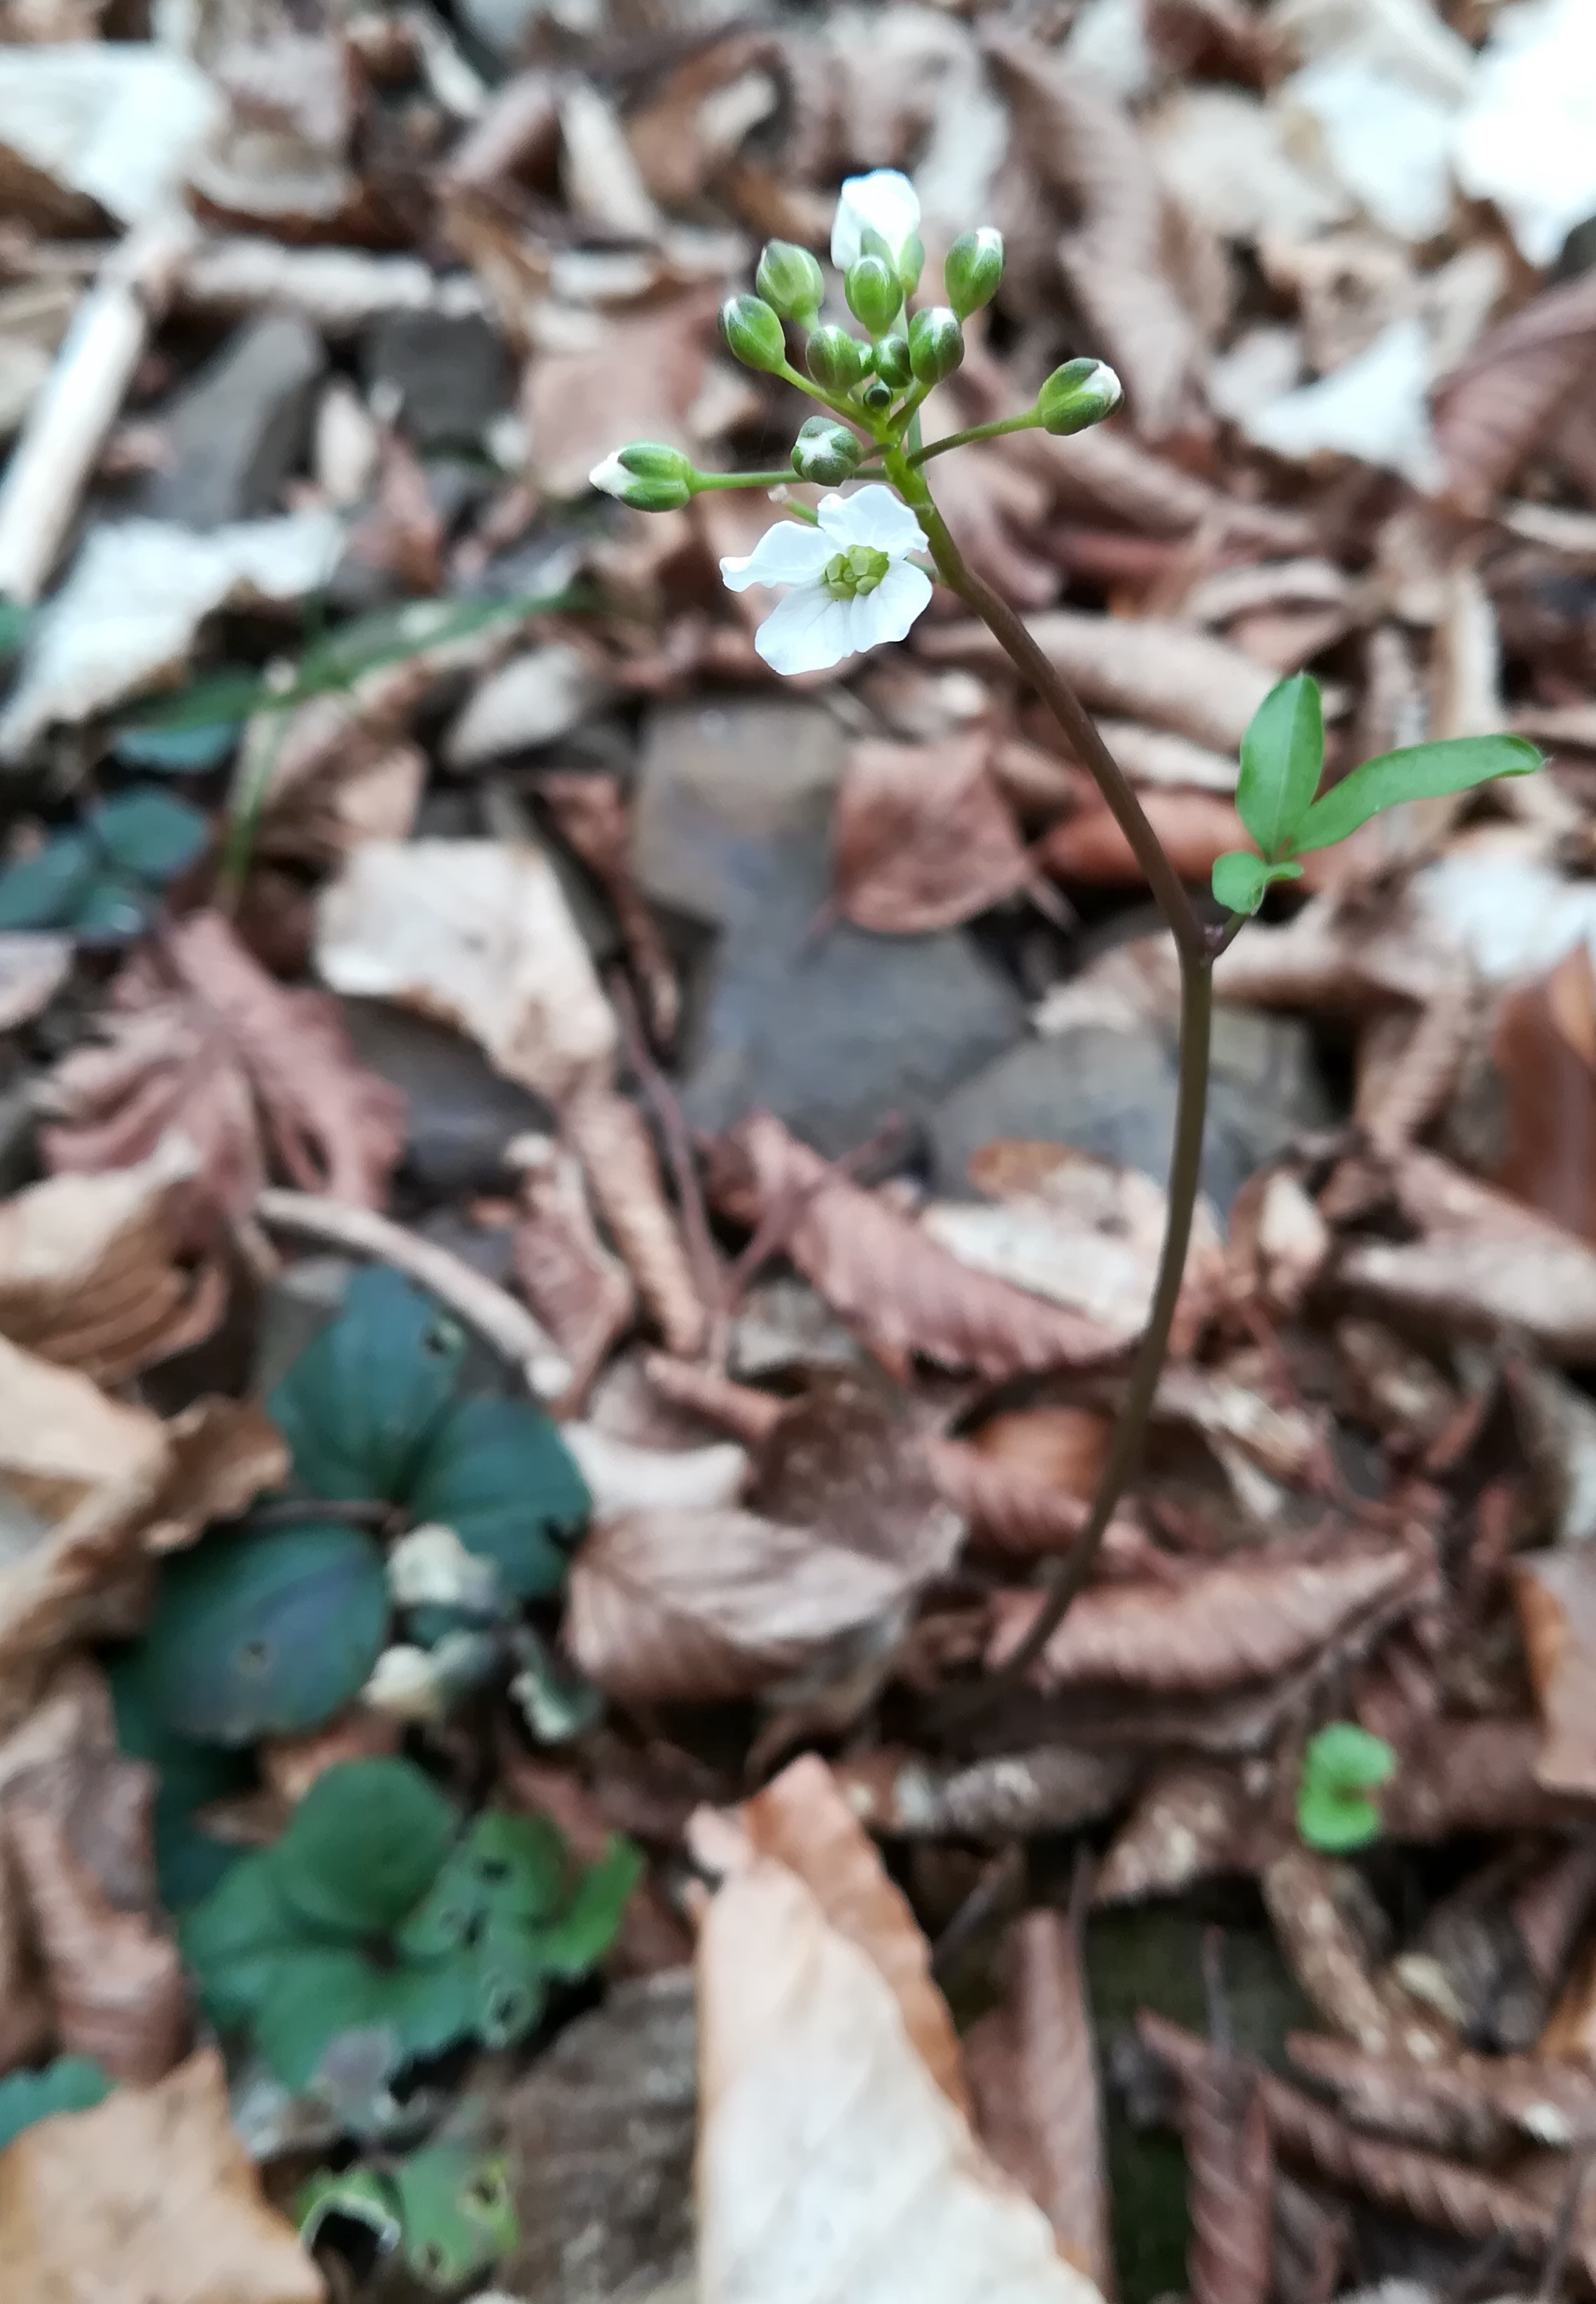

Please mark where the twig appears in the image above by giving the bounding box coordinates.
[608,970,721,1348]
[255,1187,572,1399]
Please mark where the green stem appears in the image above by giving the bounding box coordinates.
[692,469,804,493]
[907,410,1044,466]
[885,442,1217,1687]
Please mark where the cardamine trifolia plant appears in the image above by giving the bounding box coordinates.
[593,168,1542,1678]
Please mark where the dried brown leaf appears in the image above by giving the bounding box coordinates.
[1380,1717,1576,1841]
[512,1137,637,1411]
[1262,1847,1455,2061]
[536,770,680,1049]
[1489,949,1596,1243]
[41,911,402,1238]
[345,421,444,593]
[0,932,69,1031]
[1435,271,1596,512]
[990,1542,1424,1694]
[564,1087,708,1360]
[1512,1549,1596,1799]
[834,1746,1139,1843]
[832,734,1034,935]
[748,1373,964,1585]
[525,291,720,498]
[1180,2041,1273,2304]
[1095,1762,1261,1904]
[926,1439,1120,1561]
[708,1112,1121,1380]
[1285,2032,1596,2157]
[0,2046,324,2302]
[966,1908,1111,2287]
[1038,790,1247,888]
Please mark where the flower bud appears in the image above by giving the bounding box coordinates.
[720,293,788,375]
[589,442,694,511]
[872,334,913,390]
[790,414,864,486]
[896,233,925,297]
[944,228,1004,320]
[806,325,868,392]
[908,305,964,386]
[1037,356,1124,435]
[860,379,894,413]
[844,255,901,337]
[756,239,825,323]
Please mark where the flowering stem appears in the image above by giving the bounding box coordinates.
[693,470,807,493]
[885,442,1217,1687]
[906,411,1043,465]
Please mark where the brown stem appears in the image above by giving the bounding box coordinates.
[886,444,1217,1691]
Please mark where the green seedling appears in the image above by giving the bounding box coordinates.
[0,788,208,940]
[1297,1722,1396,1853]
[298,2141,518,2290]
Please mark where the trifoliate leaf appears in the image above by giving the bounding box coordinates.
[108,1648,253,1908]
[534,1836,643,1978]
[91,788,210,882]
[272,1757,456,1937]
[138,1523,389,1746]
[406,1397,590,1600]
[1291,734,1541,854]
[0,832,97,930]
[113,718,242,774]
[270,1267,467,1503]
[392,2146,518,2289]
[1237,674,1324,860]
[0,2058,111,2153]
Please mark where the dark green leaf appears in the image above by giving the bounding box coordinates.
[119,669,274,734]
[472,1922,547,2050]
[393,2145,517,2288]
[534,1836,642,1978]
[139,1522,388,1746]
[0,832,97,930]
[70,873,152,944]
[407,1397,590,1599]
[297,2166,402,2258]
[113,718,241,774]
[1237,674,1323,860]
[396,1811,565,1963]
[382,1957,479,2062]
[0,603,30,661]
[255,1946,397,2090]
[1292,734,1541,854]
[0,2058,111,2151]
[1211,851,1267,916]
[270,1267,466,1503]
[181,1852,310,2032]
[272,1757,456,1936]
[108,1647,254,1908]
[91,789,210,882]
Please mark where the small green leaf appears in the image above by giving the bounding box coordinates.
[534,1836,643,1979]
[272,1758,456,1937]
[270,1267,466,1504]
[1238,674,1324,860]
[181,1852,310,2032]
[0,832,97,930]
[255,1946,398,2091]
[1291,734,1541,855]
[407,1397,591,1600]
[396,1811,565,1963]
[91,789,210,882]
[1298,1722,1396,1852]
[1211,851,1268,915]
[69,872,152,944]
[0,2058,111,2152]
[113,718,241,774]
[138,1523,389,1746]
[392,2145,518,2288]
[0,603,31,660]
[297,2165,402,2258]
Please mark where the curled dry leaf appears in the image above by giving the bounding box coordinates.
[1379,1716,1575,1841]
[965,1908,1111,2289]
[1175,2032,1272,2304]
[0,2046,324,2304]
[0,1136,223,1384]
[1434,270,1596,513]
[990,1541,1423,1694]
[1489,948,1596,1243]
[926,1437,1118,1561]
[1096,1761,1261,1904]
[536,771,680,1051]
[1511,1550,1596,1799]
[694,1766,1107,2304]
[511,1136,637,1410]
[564,1088,708,1362]
[832,734,1034,935]
[748,1374,964,1586]
[1037,791,1247,889]
[1285,2032,1596,2158]
[1338,1195,1596,1360]
[1262,1846,1455,2062]
[708,1112,1121,1381]
[316,838,618,1107]
[834,1745,1139,1844]
[40,910,403,1240]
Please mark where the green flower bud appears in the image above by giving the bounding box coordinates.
[872,334,913,390]
[896,233,925,297]
[844,255,901,337]
[756,239,825,323]
[944,228,1004,320]
[1037,356,1124,435]
[860,378,894,413]
[907,305,964,386]
[720,293,788,375]
[790,414,864,486]
[806,325,869,392]
[589,442,694,511]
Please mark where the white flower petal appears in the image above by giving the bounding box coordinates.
[830,168,921,270]
[589,451,630,498]
[753,586,857,676]
[719,521,836,592]
[815,484,925,557]
[850,559,933,652]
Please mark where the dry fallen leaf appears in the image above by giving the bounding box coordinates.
[0,2046,324,2303]
[1512,1549,1596,1799]
[0,932,71,1032]
[536,769,680,1049]
[1096,1761,1261,1904]
[1434,270,1596,512]
[564,1087,708,1362]
[512,1136,638,1410]
[832,733,1035,935]
[41,910,403,1240]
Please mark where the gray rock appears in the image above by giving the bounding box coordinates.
[930,1007,1331,1216]
[361,309,513,450]
[339,996,552,1196]
[138,314,325,530]
[680,825,1027,1158]
[633,694,848,928]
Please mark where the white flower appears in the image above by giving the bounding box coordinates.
[831,168,921,272]
[720,486,933,676]
[589,450,631,498]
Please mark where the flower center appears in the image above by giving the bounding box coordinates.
[822,544,891,599]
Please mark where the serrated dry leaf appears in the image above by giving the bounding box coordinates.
[1511,1550,1596,1799]
[919,611,1273,754]
[694,1773,1107,2304]
[1176,2030,1272,2304]
[990,1542,1422,1694]
[966,1908,1110,2288]
[1434,271,1596,512]
[512,1136,637,1410]
[835,1746,1138,1843]
[0,2046,324,2303]
[750,1373,963,1585]
[41,911,402,1240]
[1285,2033,1596,2157]
[708,1113,1121,1381]
[832,734,1034,935]
[317,838,617,1108]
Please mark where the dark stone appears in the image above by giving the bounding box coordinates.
[680,825,1028,1159]
[360,309,514,450]
[138,314,325,530]
[338,996,552,1196]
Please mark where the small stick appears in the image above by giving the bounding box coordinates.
[255,1187,571,1399]
[608,970,721,1342]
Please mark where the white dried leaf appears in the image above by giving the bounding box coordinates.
[561,1425,750,1516]
[444,644,605,767]
[0,44,221,225]
[1283,57,1458,242]
[1412,828,1596,986]
[1453,0,1596,268]
[1148,89,1347,245]
[1245,316,1441,489]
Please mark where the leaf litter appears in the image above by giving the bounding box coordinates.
[5,1,1596,2300]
